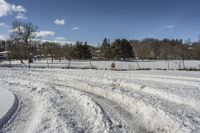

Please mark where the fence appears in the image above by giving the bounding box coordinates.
[0,59,200,70]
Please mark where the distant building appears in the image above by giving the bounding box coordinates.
[0,41,6,52]
[0,51,9,59]
[92,50,103,60]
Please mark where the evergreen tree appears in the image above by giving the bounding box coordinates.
[111,39,134,60]
[100,38,111,59]
[71,41,92,60]
[83,42,92,59]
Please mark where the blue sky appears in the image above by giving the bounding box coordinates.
[0,0,200,44]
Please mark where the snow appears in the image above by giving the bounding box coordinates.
[0,88,15,118]
[1,60,200,70]
[0,67,200,132]
[0,87,17,129]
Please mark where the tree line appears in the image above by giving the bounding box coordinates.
[130,38,200,60]
[0,21,200,67]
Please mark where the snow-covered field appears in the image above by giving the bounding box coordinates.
[1,60,200,70]
[0,68,200,133]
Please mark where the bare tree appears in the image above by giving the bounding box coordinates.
[63,44,73,68]
[9,34,25,63]
[43,42,56,62]
[11,20,37,68]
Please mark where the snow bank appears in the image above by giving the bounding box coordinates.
[1,60,200,70]
[0,87,18,129]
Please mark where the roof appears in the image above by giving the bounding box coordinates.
[0,51,9,54]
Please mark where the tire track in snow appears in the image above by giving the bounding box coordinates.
[24,69,198,132]
[47,78,187,133]
[27,78,146,133]
[50,71,199,131]
[3,70,144,133]
[1,77,123,133]
[56,73,200,112]
[21,76,135,133]
[77,75,200,132]
[55,84,137,133]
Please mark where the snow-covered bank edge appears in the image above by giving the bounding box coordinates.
[1,65,200,72]
[0,93,19,129]
[1,60,200,71]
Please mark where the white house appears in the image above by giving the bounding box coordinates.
[0,51,9,59]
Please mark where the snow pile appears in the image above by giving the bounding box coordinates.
[0,87,18,129]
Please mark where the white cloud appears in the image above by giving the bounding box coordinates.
[0,0,10,17]
[53,37,68,44]
[8,29,14,33]
[163,24,175,33]
[0,22,5,26]
[53,39,75,45]
[54,19,65,25]
[33,38,75,45]
[0,0,26,17]
[34,31,55,38]
[0,35,7,40]
[55,37,66,41]
[16,13,28,20]
[11,5,26,12]
[9,26,25,33]
[165,24,175,29]
[71,26,79,31]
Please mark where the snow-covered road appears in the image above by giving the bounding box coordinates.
[0,68,200,133]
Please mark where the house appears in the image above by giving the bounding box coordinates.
[0,41,6,52]
[92,50,103,60]
[0,51,9,59]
